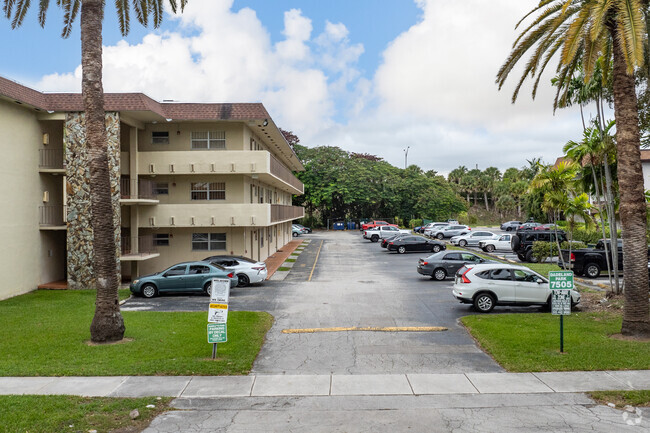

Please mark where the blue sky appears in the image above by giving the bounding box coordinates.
[0,0,586,174]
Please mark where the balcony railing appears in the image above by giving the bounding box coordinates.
[121,235,158,256]
[271,204,304,223]
[120,178,157,200]
[39,148,65,170]
[270,154,304,193]
[39,205,67,226]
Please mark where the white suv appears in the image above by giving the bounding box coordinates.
[452,263,580,313]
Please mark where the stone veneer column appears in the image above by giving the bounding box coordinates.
[65,112,121,290]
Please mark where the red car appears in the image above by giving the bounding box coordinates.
[534,223,559,231]
[361,220,398,231]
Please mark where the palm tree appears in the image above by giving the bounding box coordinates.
[497,1,649,337]
[3,0,187,342]
[564,192,594,268]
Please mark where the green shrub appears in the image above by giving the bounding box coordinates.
[561,240,587,249]
[531,241,559,263]
[410,219,423,229]
[468,215,478,225]
[570,226,602,244]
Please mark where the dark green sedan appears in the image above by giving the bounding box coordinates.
[130,261,238,298]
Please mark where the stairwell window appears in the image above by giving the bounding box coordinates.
[191,182,225,200]
[192,233,226,251]
[191,131,225,150]
[151,131,169,144]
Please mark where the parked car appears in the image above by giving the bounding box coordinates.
[560,239,625,278]
[511,229,567,262]
[130,262,238,298]
[361,220,398,231]
[363,225,410,242]
[535,223,559,231]
[381,233,410,248]
[203,255,268,287]
[500,221,522,231]
[293,223,312,234]
[423,222,450,237]
[447,219,459,224]
[292,225,302,237]
[518,222,542,230]
[450,231,499,247]
[387,236,445,254]
[452,263,580,313]
[479,233,514,253]
[430,225,471,240]
[417,251,492,281]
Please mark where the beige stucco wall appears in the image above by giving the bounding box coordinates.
[0,99,47,299]
[138,122,245,152]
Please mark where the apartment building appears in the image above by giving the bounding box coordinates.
[0,75,304,299]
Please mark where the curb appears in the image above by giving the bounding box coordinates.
[270,239,312,281]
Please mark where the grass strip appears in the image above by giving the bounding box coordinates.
[589,391,650,408]
[285,259,296,262]
[461,312,650,371]
[0,290,273,376]
[0,395,171,433]
[278,267,291,272]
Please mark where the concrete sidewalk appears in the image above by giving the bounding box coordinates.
[2,370,649,398]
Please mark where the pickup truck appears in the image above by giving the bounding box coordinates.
[361,220,398,231]
[478,233,513,253]
[363,226,410,242]
[560,239,623,278]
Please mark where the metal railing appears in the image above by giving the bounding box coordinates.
[270,154,304,193]
[271,205,305,223]
[121,235,157,256]
[120,178,157,200]
[39,205,67,226]
[39,148,65,169]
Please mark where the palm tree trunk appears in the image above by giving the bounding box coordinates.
[83,0,125,342]
[603,159,621,293]
[483,192,489,211]
[610,32,650,337]
[591,164,614,292]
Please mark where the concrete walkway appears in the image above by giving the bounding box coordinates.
[2,370,649,398]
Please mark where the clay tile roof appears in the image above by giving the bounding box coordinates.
[0,76,48,109]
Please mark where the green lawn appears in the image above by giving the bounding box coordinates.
[589,391,650,408]
[0,395,171,433]
[461,312,650,371]
[0,290,273,376]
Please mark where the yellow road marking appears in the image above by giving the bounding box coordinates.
[282,326,447,334]
[308,240,324,282]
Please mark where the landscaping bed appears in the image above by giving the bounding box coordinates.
[0,290,273,376]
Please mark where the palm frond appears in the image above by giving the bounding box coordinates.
[11,0,31,29]
[515,0,558,29]
[590,0,614,41]
[3,0,17,19]
[583,29,605,79]
[60,0,78,38]
[532,33,566,98]
[37,0,49,26]
[115,0,129,35]
[615,0,646,72]
[513,2,565,48]
[560,5,591,67]
[133,0,146,27]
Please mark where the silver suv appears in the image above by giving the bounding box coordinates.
[431,225,471,239]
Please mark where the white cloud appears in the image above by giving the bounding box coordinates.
[32,0,595,174]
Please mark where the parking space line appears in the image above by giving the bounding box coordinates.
[282,326,448,334]
[308,240,324,282]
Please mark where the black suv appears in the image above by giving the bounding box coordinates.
[511,229,567,262]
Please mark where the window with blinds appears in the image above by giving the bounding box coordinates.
[191,131,226,149]
[191,182,226,200]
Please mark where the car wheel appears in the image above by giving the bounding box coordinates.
[371,235,379,243]
[459,240,468,247]
[486,244,495,253]
[585,262,601,278]
[474,293,495,313]
[432,244,442,253]
[517,253,526,262]
[506,227,512,232]
[141,283,157,299]
[292,232,298,237]
[525,250,538,263]
[204,282,212,296]
[432,268,447,281]
[436,233,444,240]
[397,246,406,254]
[511,235,520,251]
[237,274,250,287]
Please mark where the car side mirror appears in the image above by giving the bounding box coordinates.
[162,273,168,278]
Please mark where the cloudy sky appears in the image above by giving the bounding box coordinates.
[0,0,596,175]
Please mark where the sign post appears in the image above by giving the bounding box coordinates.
[549,271,573,353]
[208,278,230,359]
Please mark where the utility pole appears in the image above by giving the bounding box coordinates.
[404,146,410,169]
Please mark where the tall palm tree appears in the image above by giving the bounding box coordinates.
[564,192,594,267]
[3,0,187,342]
[497,0,649,337]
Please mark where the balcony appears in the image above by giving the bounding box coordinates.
[138,150,303,194]
[39,149,65,173]
[271,205,304,223]
[120,178,159,205]
[120,235,160,261]
[39,205,66,230]
[138,203,304,228]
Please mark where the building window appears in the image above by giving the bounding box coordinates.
[151,131,169,144]
[154,234,170,246]
[192,233,226,251]
[258,186,263,204]
[191,131,226,150]
[154,182,169,195]
[191,182,225,200]
[250,184,254,203]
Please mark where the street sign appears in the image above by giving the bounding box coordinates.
[548,270,574,290]
[549,271,573,316]
[208,303,228,323]
[207,323,227,343]
[210,278,231,303]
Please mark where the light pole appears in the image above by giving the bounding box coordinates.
[404,146,410,169]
